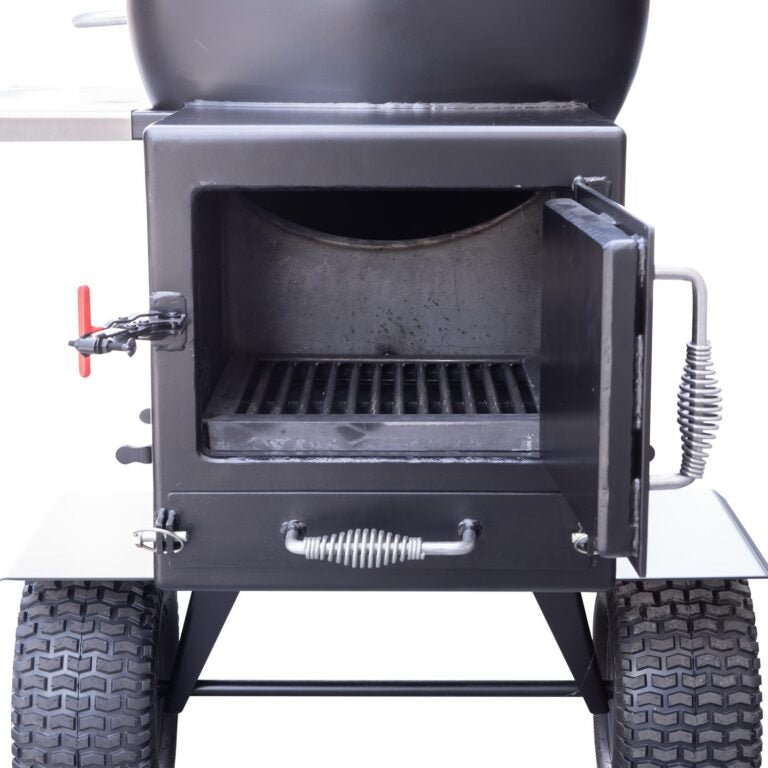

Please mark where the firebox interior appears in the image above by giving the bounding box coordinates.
[194,189,547,456]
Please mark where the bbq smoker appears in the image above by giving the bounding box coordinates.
[2,2,765,767]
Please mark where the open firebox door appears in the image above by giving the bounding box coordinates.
[542,180,653,575]
[541,179,768,581]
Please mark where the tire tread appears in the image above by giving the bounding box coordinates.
[11,581,167,768]
[609,579,762,768]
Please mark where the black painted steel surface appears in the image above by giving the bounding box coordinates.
[188,681,587,697]
[127,0,649,114]
[144,105,629,591]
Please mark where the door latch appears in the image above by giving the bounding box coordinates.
[69,286,187,377]
[133,508,189,555]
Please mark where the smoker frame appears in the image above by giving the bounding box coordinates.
[124,101,758,722]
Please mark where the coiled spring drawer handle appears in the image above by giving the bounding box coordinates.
[282,520,480,568]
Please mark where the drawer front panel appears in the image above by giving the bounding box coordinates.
[156,492,613,591]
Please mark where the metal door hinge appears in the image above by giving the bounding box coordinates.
[69,286,187,377]
[573,176,612,199]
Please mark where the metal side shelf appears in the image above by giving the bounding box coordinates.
[617,487,768,580]
[0,87,146,141]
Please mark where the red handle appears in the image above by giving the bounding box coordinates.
[79,354,91,378]
[77,285,103,378]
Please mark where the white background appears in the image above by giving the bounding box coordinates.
[0,3,767,766]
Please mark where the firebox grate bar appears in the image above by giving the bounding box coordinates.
[370,364,382,416]
[394,364,405,415]
[482,365,501,414]
[322,363,338,415]
[417,364,429,415]
[271,363,295,416]
[346,364,360,416]
[296,363,316,415]
[503,365,527,414]
[217,356,538,418]
[245,361,274,415]
[460,364,477,415]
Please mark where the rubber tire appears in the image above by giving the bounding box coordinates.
[11,581,178,768]
[594,580,763,768]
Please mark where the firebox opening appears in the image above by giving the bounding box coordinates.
[193,189,545,457]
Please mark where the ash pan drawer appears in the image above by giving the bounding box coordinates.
[156,492,613,591]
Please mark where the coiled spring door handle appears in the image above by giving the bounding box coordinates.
[651,267,722,490]
[282,520,480,568]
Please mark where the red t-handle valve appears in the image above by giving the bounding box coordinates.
[77,285,103,378]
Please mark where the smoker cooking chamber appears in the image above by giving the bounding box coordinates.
[126,0,649,115]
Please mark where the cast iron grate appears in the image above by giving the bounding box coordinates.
[204,356,540,455]
[231,358,537,417]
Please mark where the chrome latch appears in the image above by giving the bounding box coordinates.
[133,508,189,555]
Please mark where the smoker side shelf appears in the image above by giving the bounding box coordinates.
[0,87,145,141]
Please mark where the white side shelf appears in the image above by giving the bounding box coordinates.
[618,487,768,580]
[0,87,145,141]
[2,493,154,581]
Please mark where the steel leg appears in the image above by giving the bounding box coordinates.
[164,591,239,714]
[534,592,609,714]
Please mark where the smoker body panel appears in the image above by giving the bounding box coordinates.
[143,103,627,193]
[156,492,613,591]
[144,104,640,589]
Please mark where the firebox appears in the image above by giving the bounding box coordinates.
[139,102,651,591]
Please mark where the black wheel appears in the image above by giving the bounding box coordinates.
[12,581,178,768]
[594,580,763,768]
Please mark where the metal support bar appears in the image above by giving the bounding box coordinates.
[534,593,609,715]
[164,591,239,714]
[187,680,591,698]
